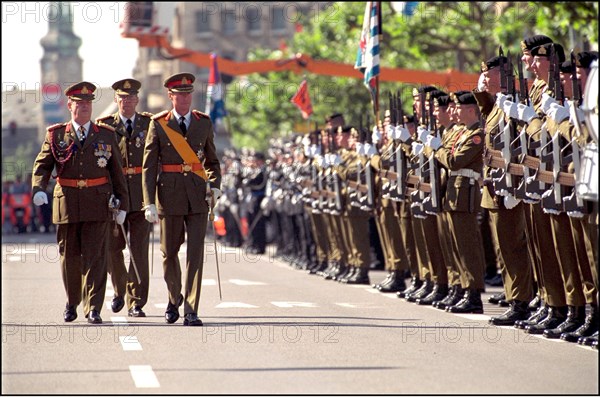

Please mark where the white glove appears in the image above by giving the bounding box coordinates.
[395,126,411,143]
[540,92,558,114]
[316,155,325,167]
[569,105,585,125]
[301,135,311,147]
[115,210,127,225]
[372,126,382,144]
[503,195,521,209]
[502,100,519,119]
[33,191,48,206]
[355,142,364,155]
[385,124,394,138]
[303,144,311,157]
[417,126,430,143]
[364,143,377,157]
[517,103,538,124]
[495,93,511,109]
[546,103,569,123]
[425,135,442,150]
[331,154,342,166]
[144,204,159,223]
[209,187,222,203]
[411,141,424,155]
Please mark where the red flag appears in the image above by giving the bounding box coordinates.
[290,79,313,119]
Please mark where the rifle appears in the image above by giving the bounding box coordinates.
[381,92,396,200]
[517,55,530,106]
[360,114,376,212]
[422,93,441,214]
[410,92,427,218]
[392,91,407,201]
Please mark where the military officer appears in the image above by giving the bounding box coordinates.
[97,78,153,317]
[142,73,222,326]
[32,82,129,324]
[243,152,267,254]
[425,91,486,313]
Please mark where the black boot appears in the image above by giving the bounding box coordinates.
[489,300,530,326]
[515,304,548,329]
[488,291,506,305]
[524,306,568,334]
[331,263,348,281]
[562,305,599,343]
[379,271,407,293]
[323,261,340,280]
[434,285,464,310]
[308,260,328,275]
[397,277,422,298]
[339,267,357,283]
[373,272,394,289]
[446,289,484,314]
[416,284,449,305]
[406,279,433,302]
[578,330,599,346]
[543,305,587,339]
[528,294,542,312]
[346,267,370,285]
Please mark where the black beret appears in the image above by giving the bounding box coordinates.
[434,95,451,107]
[426,89,448,101]
[449,90,471,103]
[451,92,478,105]
[412,85,438,97]
[521,34,553,52]
[576,51,599,69]
[531,43,565,63]
[326,113,344,122]
[481,56,508,72]
[560,59,573,73]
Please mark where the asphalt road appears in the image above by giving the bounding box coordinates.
[2,231,598,394]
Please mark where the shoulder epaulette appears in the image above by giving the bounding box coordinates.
[95,115,113,124]
[140,111,154,118]
[47,122,67,131]
[151,110,170,120]
[96,122,116,132]
[192,109,210,119]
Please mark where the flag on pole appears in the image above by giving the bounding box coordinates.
[354,2,381,102]
[205,52,227,127]
[290,79,313,119]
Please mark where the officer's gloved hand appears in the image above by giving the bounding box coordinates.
[115,210,127,225]
[33,191,48,206]
[425,135,442,151]
[495,92,511,109]
[546,102,569,123]
[355,142,364,155]
[503,195,521,209]
[517,103,538,124]
[417,126,430,143]
[364,143,377,158]
[411,141,424,156]
[372,126,382,144]
[395,126,411,143]
[144,204,159,223]
[502,99,519,119]
[540,92,558,114]
[208,188,222,205]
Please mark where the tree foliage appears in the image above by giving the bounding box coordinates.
[226,1,598,151]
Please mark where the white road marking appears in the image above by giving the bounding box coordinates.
[202,279,216,286]
[105,290,115,297]
[271,301,318,308]
[154,303,168,309]
[531,334,567,343]
[452,313,489,321]
[365,288,380,294]
[347,284,372,289]
[7,256,22,262]
[129,365,160,388]
[335,303,383,308]
[215,302,259,308]
[228,279,267,286]
[380,293,400,299]
[111,316,128,323]
[120,335,143,351]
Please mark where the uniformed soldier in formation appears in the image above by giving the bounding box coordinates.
[243,152,268,254]
[97,78,153,318]
[219,149,243,248]
[32,82,129,324]
[142,73,221,326]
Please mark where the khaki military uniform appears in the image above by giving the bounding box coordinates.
[32,121,129,316]
[98,111,153,310]
[434,122,486,290]
[142,109,221,315]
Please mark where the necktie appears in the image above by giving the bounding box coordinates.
[179,116,187,136]
[126,119,133,135]
[79,126,86,146]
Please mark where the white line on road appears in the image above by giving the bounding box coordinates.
[7,256,22,262]
[271,301,318,308]
[335,303,384,308]
[111,316,128,323]
[452,313,489,321]
[154,303,167,309]
[202,278,217,286]
[120,336,143,351]
[215,302,259,308]
[105,290,115,297]
[228,279,267,286]
[129,365,160,388]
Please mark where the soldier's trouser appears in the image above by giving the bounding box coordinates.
[581,210,598,290]
[529,204,566,307]
[421,215,447,285]
[570,217,597,305]
[549,212,595,306]
[411,217,432,281]
[331,214,349,264]
[160,212,208,315]
[447,211,485,290]
[324,214,342,263]
[345,215,371,269]
[398,202,418,277]
[308,211,328,265]
[108,211,151,309]
[380,204,409,272]
[57,221,109,315]
[524,203,544,299]
[488,204,533,302]
[437,211,461,286]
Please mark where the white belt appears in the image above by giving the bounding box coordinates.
[449,169,481,179]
